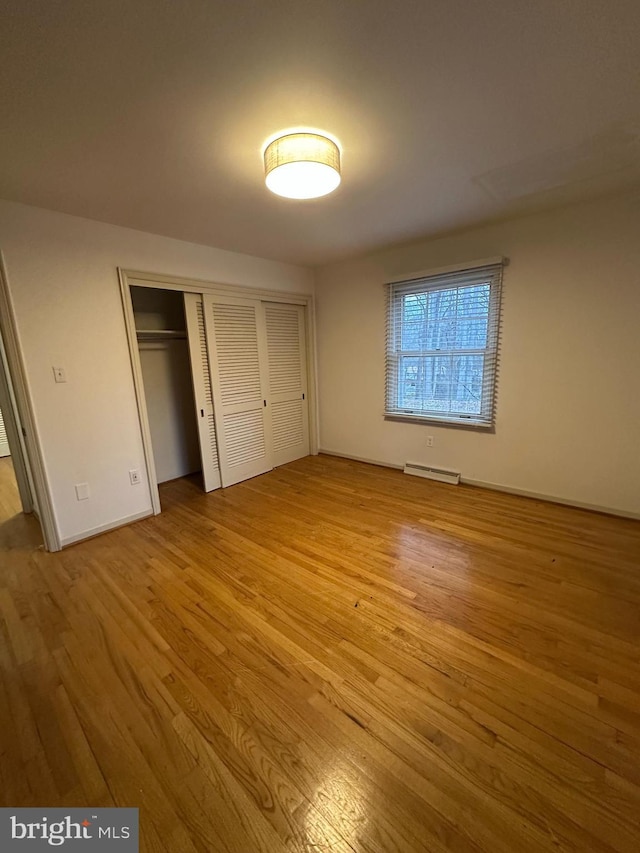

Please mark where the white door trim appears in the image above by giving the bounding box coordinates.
[0,251,61,551]
[118,268,318,515]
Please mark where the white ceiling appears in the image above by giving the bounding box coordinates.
[2,0,640,266]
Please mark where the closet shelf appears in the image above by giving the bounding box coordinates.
[136,329,187,342]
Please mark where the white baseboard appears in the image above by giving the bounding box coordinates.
[460,477,640,520]
[60,509,153,548]
[319,448,403,470]
[318,449,640,520]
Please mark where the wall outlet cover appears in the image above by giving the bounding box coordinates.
[75,482,89,501]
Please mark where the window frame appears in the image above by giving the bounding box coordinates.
[385,260,504,429]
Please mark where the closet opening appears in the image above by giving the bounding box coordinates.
[122,270,316,517]
[131,286,202,506]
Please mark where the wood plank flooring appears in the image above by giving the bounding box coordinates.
[1,454,640,852]
[0,456,19,518]
[0,455,41,548]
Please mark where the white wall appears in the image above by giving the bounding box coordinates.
[139,341,201,484]
[315,194,640,517]
[0,200,314,544]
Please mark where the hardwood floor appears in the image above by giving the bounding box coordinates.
[0,455,41,547]
[1,454,639,852]
[0,455,19,518]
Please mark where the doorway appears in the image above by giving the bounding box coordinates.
[0,329,41,548]
[0,254,60,551]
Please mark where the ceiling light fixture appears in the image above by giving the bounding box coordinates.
[264,132,341,199]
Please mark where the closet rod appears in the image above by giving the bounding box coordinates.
[136,329,187,342]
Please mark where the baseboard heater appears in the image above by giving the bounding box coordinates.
[403,462,461,485]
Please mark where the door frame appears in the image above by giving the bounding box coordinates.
[0,251,60,551]
[118,268,319,516]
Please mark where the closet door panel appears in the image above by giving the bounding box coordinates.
[265,303,309,466]
[184,293,221,491]
[203,296,272,487]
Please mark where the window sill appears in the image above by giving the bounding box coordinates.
[384,412,494,431]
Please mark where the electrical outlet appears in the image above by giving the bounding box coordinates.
[75,482,89,501]
[427,436,434,447]
[129,469,141,485]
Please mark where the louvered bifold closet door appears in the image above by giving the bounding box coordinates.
[0,407,9,458]
[203,295,272,487]
[264,302,309,467]
[183,293,222,491]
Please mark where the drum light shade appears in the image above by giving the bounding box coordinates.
[264,133,341,199]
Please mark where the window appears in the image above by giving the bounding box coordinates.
[385,261,503,428]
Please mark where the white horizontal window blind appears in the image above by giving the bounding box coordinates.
[385,261,503,428]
